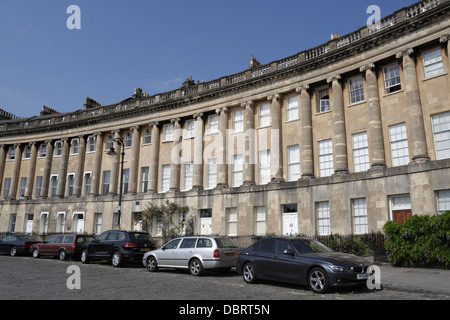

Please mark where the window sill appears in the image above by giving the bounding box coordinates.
[422,72,447,82]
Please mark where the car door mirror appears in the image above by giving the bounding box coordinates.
[283,249,295,256]
[93,238,100,243]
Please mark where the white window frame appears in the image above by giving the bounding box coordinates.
[423,48,444,78]
[143,128,152,145]
[431,111,450,160]
[66,173,75,197]
[287,145,300,181]
[254,206,266,236]
[183,162,193,191]
[140,167,149,193]
[49,174,58,197]
[437,190,450,214]
[318,139,333,177]
[258,103,271,128]
[352,132,370,172]
[232,154,243,187]
[349,76,365,104]
[232,109,244,133]
[124,131,132,148]
[54,141,63,157]
[18,177,27,198]
[316,202,331,236]
[389,123,410,167]
[184,119,195,139]
[87,135,96,153]
[161,165,171,192]
[207,114,219,134]
[226,208,238,236]
[101,170,110,195]
[70,138,79,155]
[39,212,49,235]
[352,198,368,234]
[286,96,299,121]
[384,63,401,94]
[162,124,173,142]
[83,171,92,196]
[207,158,217,189]
[258,150,271,185]
[56,212,66,233]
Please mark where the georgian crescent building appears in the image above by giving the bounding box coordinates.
[1,0,450,238]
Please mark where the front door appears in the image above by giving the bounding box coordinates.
[200,217,212,235]
[283,213,298,237]
[393,210,412,224]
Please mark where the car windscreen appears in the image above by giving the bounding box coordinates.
[215,238,238,248]
[129,233,152,241]
[291,239,333,254]
[18,235,36,241]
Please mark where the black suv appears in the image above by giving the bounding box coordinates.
[80,230,157,267]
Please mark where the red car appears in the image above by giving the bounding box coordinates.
[30,234,94,261]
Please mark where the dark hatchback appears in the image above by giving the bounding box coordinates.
[80,230,157,267]
[0,234,41,256]
[236,237,372,293]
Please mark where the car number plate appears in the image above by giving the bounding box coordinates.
[357,273,369,280]
[225,252,235,257]
[141,248,150,252]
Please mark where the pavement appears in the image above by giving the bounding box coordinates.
[376,263,450,296]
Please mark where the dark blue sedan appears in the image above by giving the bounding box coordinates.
[236,237,372,294]
[0,234,41,256]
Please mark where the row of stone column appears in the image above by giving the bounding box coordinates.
[1,40,448,199]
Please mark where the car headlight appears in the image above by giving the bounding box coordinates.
[328,265,350,272]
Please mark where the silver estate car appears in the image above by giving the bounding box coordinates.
[142,236,239,276]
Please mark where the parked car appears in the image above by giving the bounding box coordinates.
[30,234,95,261]
[236,237,372,294]
[80,230,157,267]
[142,236,239,276]
[0,234,41,256]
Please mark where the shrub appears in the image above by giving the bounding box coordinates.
[384,211,450,266]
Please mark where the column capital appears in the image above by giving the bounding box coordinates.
[216,107,227,114]
[327,74,341,83]
[93,131,102,137]
[267,93,281,101]
[359,62,376,72]
[193,112,203,119]
[130,125,140,131]
[296,84,310,93]
[170,118,180,124]
[439,34,450,43]
[396,48,414,59]
[241,100,254,108]
[149,121,159,127]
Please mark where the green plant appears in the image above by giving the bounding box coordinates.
[384,211,450,266]
[135,200,195,242]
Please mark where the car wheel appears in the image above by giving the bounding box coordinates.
[10,246,17,257]
[189,258,204,276]
[111,251,123,268]
[242,263,257,284]
[308,267,329,294]
[59,250,67,261]
[80,249,90,264]
[146,256,158,272]
[32,248,39,259]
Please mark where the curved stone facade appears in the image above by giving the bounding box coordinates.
[1,0,450,238]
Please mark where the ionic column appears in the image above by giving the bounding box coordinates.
[73,135,86,197]
[216,107,228,187]
[268,94,283,182]
[327,74,349,174]
[40,140,53,198]
[440,34,450,65]
[148,122,160,193]
[192,113,204,190]
[129,125,140,194]
[297,85,314,178]
[396,48,429,163]
[109,130,121,195]
[360,63,386,168]
[90,132,103,196]
[56,138,70,198]
[243,101,255,186]
[8,144,22,200]
[24,142,38,199]
[170,118,181,192]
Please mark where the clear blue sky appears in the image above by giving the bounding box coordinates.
[0,0,418,118]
